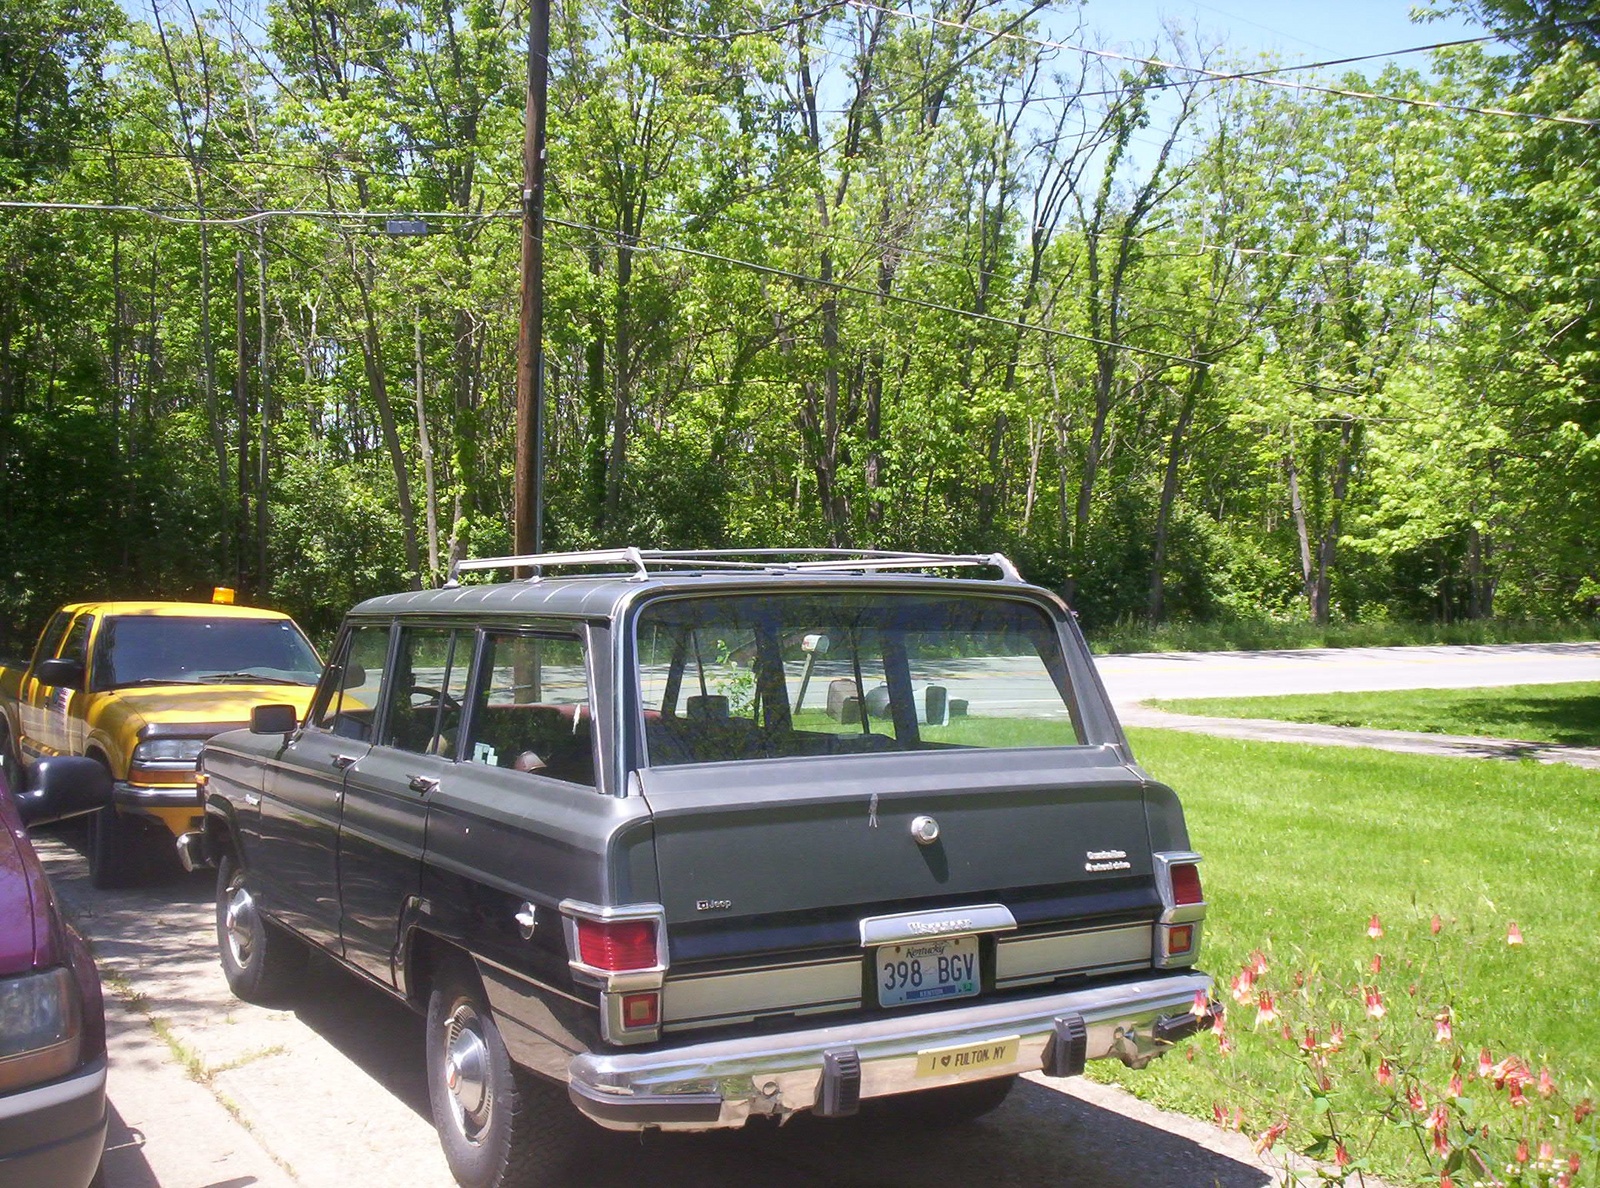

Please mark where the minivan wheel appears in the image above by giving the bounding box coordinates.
[426,965,583,1188]
[216,853,305,1002]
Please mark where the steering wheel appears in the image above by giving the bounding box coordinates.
[407,685,462,713]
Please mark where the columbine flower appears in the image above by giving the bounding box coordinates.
[1334,1143,1351,1169]
[1479,1047,1494,1079]
[1256,991,1278,1026]
[1367,913,1384,939]
[1431,913,1443,935]
[1326,1022,1345,1052]
[1435,1011,1454,1044]
[1408,1085,1426,1113]
[1570,1153,1582,1174]
[1575,1099,1594,1124]
[1507,921,1524,945]
[1448,1073,1463,1098]
[1231,968,1256,1004]
[1253,1118,1289,1154]
[1299,1028,1318,1054]
[1538,1066,1556,1098]
[1516,1138,1530,1164]
[1376,1058,1394,1088]
[1427,1103,1450,1155]
[1365,988,1386,1019]
[1369,952,1383,974]
[1249,950,1269,976]
[1217,1031,1234,1055]
[1540,1142,1554,1163]
[1191,989,1210,1019]
[1441,1176,1454,1188]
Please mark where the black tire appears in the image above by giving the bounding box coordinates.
[87,804,141,890]
[426,963,586,1188]
[216,853,306,1003]
[868,1075,1016,1127]
[0,721,19,790]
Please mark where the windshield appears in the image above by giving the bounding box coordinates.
[636,592,1085,766]
[93,616,322,690]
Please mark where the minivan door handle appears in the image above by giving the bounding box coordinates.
[408,774,439,794]
[332,753,359,770]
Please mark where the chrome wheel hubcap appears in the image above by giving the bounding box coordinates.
[443,1004,492,1140]
[225,880,257,967]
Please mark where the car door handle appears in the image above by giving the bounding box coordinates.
[407,774,439,794]
[332,754,359,770]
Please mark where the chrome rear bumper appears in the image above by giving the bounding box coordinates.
[567,971,1213,1131]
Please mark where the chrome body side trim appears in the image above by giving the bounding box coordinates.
[993,923,1153,989]
[567,971,1212,1132]
[662,957,863,1031]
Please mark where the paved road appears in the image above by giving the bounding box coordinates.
[35,826,1279,1188]
[1094,641,1599,707]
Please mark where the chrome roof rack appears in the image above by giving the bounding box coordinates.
[447,548,1023,585]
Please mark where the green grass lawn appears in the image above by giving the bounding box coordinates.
[1155,682,1600,747]
[1108,728,1600,1182]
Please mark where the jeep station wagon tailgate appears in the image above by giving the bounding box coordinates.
[637,748,1157,935]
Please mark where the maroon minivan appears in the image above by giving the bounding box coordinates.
[0,756,111,1187]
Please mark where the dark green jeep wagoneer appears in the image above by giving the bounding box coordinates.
[187,549,1216,1188]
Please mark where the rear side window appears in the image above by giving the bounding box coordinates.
[462,632,594,787]
[637,593,1084,766]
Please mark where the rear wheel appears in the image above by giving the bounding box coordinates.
[869,1075,1016,1127]
[216,853,306,1002]
[426,962,585,1188]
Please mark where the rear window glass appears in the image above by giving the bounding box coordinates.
[636,593,1083,766]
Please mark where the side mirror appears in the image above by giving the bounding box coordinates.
[15,756,113,827]
[340,663,366,690]
[251,704,298,734]
[35,656,85,690]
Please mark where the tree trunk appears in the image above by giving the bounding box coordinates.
[1148,368,1202,623]
[355,285,422,588]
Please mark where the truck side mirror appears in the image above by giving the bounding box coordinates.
[35,657,85,690]
[251,704,298,735]
[15,756,112,827]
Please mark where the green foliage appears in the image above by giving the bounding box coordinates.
[0,0,1593,642]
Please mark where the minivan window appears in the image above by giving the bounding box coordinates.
[637,593,1083,766]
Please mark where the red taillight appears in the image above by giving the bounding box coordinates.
[1170,863,1203,906]
[1167,924,1194,955]
[575,918,658,971]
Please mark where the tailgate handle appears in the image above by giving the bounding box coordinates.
[408,774,440,795]
[332,753,359,770]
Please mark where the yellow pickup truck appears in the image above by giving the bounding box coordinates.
[0,597,321,887]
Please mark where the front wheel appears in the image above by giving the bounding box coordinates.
[87,804,140,889]
[426,964,585,1188]
[216,853,306,1003]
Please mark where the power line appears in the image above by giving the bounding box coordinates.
[846,0,1600,127]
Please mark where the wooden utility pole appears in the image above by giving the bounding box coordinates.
[514,0,550,558]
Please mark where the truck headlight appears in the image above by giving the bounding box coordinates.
[132,738,206,764]
[0,967,83,1092]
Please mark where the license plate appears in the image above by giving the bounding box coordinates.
[915,1036,1020,1078]
[875,935,979,1008]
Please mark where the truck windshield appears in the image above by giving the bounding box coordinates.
[93,617,323,690]
[636,592,1085,766]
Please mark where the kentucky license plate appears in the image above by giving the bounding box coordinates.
[876,935,980,1008]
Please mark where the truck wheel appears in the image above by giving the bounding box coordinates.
[87,805,141,889]
[216,853,306,1003]
[869,1075,1016,1127]
[426,964,584,1188]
